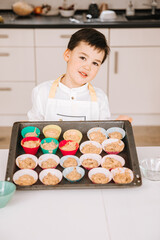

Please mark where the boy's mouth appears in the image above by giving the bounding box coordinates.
[79,71,88,78]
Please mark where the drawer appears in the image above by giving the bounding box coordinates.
[0,29,34,46]
[0,82,35,114]
[35,29,109,46]
[0,47,35,81]
[110,28,160,46]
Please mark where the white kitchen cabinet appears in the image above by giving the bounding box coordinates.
[35,29,109,93]
[109,28,160,125]
[0,29,35,126]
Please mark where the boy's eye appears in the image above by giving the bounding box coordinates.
[93,62,99,66]
[80,56,86,60]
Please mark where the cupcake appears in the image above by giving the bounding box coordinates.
[106,127,125,140]
[40,138,59,154]
[16,154,38,169]
[79,154,101,170]
[42,125,61,140]
[59,140,79,155]
[38,154,60,169]
[80,141,102,154]
[87,127,107,144]
[39,169,62,185]
[101,154,125,170]
[102,139,124,154]
[63,129,82,143]
[88,168,112,184]
[111,167,134,184]
[13,169,38,186]
[21,137,41,155]
[21,126,40,138]
[63,167,85,182]
[60,155,80,168]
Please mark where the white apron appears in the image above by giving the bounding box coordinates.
[45,76,100,121]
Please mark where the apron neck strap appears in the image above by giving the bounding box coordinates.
[49,75,97,102]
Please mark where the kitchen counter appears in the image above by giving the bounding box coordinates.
[0,147,160,240]
[0,10,160,28]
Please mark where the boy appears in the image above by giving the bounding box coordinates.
[28,28,131,122]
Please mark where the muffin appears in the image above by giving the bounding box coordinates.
[101,154,125,170]
[59,140,79,156]
[43,125,61,140]
[21,137,41,155]
[13,169,38,186]
[88,168,112,184]
[40,138,59,154]
[16,154,38,169]
[60,155,80,168]
[87,127,107,144]
[80,141,102,154]
[102,139,124,154]
[63,166,85,182]
[66,167,82,181]
[38,154,60,169]
[111,167,134,184]
[106,127,125,140]
[39,169,62,185]
[63,129,82,143]
[80,153,101,170]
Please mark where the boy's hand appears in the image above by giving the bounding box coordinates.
[116,115,133,123]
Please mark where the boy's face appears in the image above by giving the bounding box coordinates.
[63,41,105,88]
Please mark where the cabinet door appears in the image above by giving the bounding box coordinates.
[36,48,108,93]
[0,47,35,81]
[109,47,160,114]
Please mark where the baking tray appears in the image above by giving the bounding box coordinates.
[5,120,142,190]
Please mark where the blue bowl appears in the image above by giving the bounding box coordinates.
[21,126,40,138]
[0,181,16,208]
[63,166,85,182]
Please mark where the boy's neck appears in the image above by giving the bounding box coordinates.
[60,74,85,89]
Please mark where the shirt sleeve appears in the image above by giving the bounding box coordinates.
[27,85,45,121]
[96,88,111,120]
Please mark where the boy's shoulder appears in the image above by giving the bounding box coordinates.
[93,86,107,97]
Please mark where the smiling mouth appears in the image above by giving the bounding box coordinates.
[79,71,88,78]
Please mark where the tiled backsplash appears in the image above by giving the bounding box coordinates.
[0,0,159,10]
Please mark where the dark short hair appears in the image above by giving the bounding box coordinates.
[67,28,110,64]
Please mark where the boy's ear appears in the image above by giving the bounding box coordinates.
[63,48,71,62]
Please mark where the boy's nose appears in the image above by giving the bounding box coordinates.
[83,63,91,71]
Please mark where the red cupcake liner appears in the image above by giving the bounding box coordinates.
[59,140,79,156]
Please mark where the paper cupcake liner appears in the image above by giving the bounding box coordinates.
[63,166,85,182]
[79,153,102,170]
[60,155,80,168]
[87,127,107,143]
[111,167,134,184]
[106,127,126,140]
[39,169,63,185]
[102,139,124,154]
[16,154,38,169]
[101,154,125,170]
[38,154,60,169]
[13,169,38,186]
[88,167,112,184]
[80,140,102,155]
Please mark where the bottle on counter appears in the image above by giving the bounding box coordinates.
[126,1,135,16]
[88,2,100,18]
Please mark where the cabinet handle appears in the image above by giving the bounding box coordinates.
[60,34,71,38]
[0,87,12,91]
[0,53,10,57]
[114,51,118,74]
[0,34,9,38]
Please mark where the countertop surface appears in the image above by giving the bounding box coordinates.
[0,146,160,240]
[0,10,160,28]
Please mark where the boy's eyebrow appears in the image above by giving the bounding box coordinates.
[79,52,102,64]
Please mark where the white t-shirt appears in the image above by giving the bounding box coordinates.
[27,80,111,121]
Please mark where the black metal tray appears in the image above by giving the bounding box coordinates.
[5,120,142,190]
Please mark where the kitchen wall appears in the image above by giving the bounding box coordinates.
[0,0,160,10]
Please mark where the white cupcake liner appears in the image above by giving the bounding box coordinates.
[16,154,38,169]
[111,167,134,184]
[39,169,63,185]
[101,154,125,169]
[106,127,126,139]
[87,127,107,142]
[63,166,85,182]
[102,139,124,154]
[13,169,38,185]
[80,140,102,154]
[38,154,60,169]
[60,155,80,168]
[88,167,112,184]
[79,153,102,170]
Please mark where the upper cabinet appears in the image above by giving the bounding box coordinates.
[108,28,160,125]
